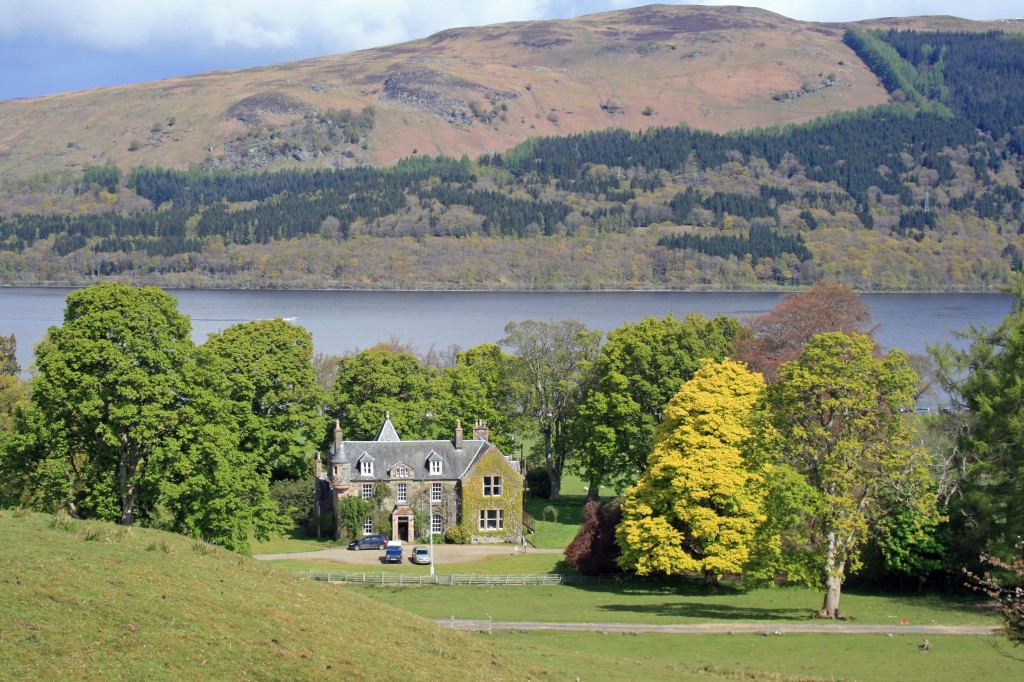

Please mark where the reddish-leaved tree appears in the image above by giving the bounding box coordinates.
[965,553,1024,659]
[735,281,875,382]
[565,501,623,576]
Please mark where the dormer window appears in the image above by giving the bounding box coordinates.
[395,465,409,478]
[426,451,443,476]
[360,460,373,476]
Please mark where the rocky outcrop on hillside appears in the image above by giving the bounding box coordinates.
[381,69,517,128]
[226,92,311,125]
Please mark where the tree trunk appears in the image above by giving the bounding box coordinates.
[548,475,561,500]
[119,442,136,527]
[820,531,844,617]
[822,574,843,617]
[543,422,561,500]
[586,480,601,502]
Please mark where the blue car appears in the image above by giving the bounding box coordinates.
[384,544,403,563]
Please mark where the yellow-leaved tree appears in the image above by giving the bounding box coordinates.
[616,358,772,582]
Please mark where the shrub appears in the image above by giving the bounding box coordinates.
[269,478,313,528]
[444,524,473,544]
[565,501,623,576]
[526,469,551,499]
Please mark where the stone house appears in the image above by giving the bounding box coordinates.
[316,414,523,543]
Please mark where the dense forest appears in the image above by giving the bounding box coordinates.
[1,29,1023,290]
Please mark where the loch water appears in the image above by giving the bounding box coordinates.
[2,287,1014,403]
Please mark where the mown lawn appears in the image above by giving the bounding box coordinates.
[251,528,340,554]
[346,581,996,627]
[490,630,1020,682]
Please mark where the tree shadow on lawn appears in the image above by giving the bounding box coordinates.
[566,581,812,622]
[595,601,810,621]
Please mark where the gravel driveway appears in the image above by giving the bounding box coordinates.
[255,544,561,565]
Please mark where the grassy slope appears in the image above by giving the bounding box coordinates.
[0,511,547,682]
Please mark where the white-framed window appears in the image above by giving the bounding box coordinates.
[362,516,373,534]
[360,460,373,476]
[362,483,374,501]
[479,509,504,531]
[396,482,408,504]
[483,475,502,497]
[395,465,409,478]
[431,513,443,534]
[430,482,442,502]
[429,459,442,475]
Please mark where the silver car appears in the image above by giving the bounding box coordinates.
[411,546,431,564]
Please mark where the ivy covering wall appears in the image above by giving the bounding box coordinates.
[458,447,525,543]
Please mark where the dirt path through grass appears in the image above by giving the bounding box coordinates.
[440,620,999,635]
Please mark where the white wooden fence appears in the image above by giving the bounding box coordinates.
[298,570,633,586]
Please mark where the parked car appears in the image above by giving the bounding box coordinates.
[411,546,431,565]
[384,543,403,563]
[348,534,387,551]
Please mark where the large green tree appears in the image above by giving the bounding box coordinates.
[440,343,524,452]
[931,275,1024,560]
[0,334,20,376]
[158,357,286,552]
[200,319,323,480]
[0,284,286,552]
[31,284,195,525]
[500,319,601,500]
[616,359,771,581]
[327,348,448,440]
[0,334,28,434]
[767,332,933,617]
[571,314,742,498]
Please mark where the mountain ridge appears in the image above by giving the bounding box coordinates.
[3,4,1019,182]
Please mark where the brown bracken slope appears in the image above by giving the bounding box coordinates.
[1,4,1020,181]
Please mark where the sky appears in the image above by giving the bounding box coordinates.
[2,1,1021,102]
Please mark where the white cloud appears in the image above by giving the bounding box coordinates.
[0,1,549,52]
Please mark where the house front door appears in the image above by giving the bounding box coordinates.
[397,516,410,542]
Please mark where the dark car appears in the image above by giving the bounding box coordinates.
[384,544,403,563]
[348,534,387,551]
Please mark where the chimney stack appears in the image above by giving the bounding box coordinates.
[454,419,463,449]
[472,419,489,441]
[334,420,342,453]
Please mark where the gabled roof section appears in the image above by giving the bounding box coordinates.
[425,450,443,462]
[355,451,374,462]
[390,461,414,478]
[375,412,401,442]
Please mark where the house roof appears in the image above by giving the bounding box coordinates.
[374,412,401,442]
[328,415,491,481]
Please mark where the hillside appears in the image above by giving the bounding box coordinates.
[4,4,1013,181]
[1,6,1024,292]
[0,510,543,681]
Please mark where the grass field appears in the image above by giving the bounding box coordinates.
[489,630,1021,682]
[0,510,544,681]
[249,529,340,554]
[2,508,1014,682]
[346,582,996,627]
